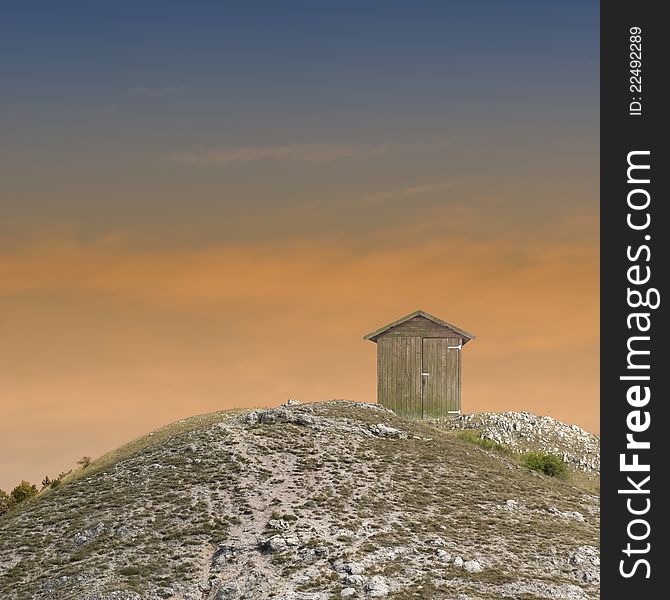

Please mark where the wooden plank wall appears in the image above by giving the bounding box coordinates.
[454,344,462,412]
[377,336,422,418]
[445,344,460,413]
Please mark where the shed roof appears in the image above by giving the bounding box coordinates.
[363,309,476,343]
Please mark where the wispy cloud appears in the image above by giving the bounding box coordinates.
[363,180,461,203]
[169,141,439,166]
[129,86,186,97]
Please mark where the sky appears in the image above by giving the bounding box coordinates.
[0,1,599,491]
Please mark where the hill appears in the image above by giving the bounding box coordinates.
[0,401,599,600]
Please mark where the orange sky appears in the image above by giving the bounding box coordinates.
[0,205,599,491]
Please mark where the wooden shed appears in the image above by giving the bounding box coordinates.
[364,310,476,419]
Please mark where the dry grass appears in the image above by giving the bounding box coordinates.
[0,401,599,600]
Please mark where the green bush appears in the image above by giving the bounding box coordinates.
[42,474,65,489]
[522,451,567,478]
[0,489,11,516]
[10,481,38,504]
[77,456,92,469]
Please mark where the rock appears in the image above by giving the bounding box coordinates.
[185,443,197,452]
[295,414,316,426]
[214,582,240,599]
[548,507,586,522]
[257,407,315,427]
[262,535,288,553]
[241,411,259,425]
[565,511,585,522]
[453,556,464,567]
[211,568,269,599]
[500,581,588,600]
[364,575,389,597]
[343,562,365,575]
[298,544,329,561]
[268,518,291,531]
[568,545,599,583]
[344,574,365,586]
[258,408,287,424]
[75,593,143,600]
[505,499,518,511]
[212,544,238,564]
[435,549,451,562]
[341,588,356,598]
[463,560,483,573]
[113,525,137,538]
[369,424,405,438]
[286,399,301,406]
[73,522,105,546]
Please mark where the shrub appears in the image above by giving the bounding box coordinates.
[522,451,567,478]
[77,456,92,469]
[0,489,11,515]
[10,481,38,504]
[42,475,64,489]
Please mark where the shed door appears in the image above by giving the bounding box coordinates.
[421,338,460,418]
[377,336,422,418]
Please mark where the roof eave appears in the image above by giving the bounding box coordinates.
[363,309,476,343]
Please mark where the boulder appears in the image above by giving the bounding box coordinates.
[369,424,406,439]
[364,575,389,597]
[343,562,365,575]
[463,560,483,573]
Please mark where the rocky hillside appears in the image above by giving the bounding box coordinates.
[0,401,599,600]
[435,412,600,474]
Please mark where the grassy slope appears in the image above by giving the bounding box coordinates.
[0,402,599,600]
